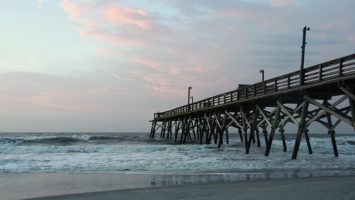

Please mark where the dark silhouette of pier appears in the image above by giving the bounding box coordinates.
[150,53,355,159]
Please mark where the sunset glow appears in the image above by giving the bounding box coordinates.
[0,0,354,132]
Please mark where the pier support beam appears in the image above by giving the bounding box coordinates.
[280,128,287,152]
[292,99,309,159]
[246,107,258,154]
[329,130,338,157]
[238,128,244,143]
[265,102,282,156]
[346,86,355,130]
[262,128,268,145]
[150,121,157,138]
[304,129,312,154]
[256,129,261,147]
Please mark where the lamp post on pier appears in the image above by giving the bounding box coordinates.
[188,86,192,111]
[300,26,310,85]
[260,69,265,82]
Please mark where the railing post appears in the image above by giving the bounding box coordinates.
[274,78,278,92]
[287,75,290,89]
[245,87,248,99]
[254,85,257,96]
[339,58,344,76]
[319,64,323,81]
[263,82,266,94]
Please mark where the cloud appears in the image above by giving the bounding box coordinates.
[103,7,150,29]
[61,0,96,28]
[60,0,355,99]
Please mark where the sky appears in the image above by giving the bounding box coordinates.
[0,0,354,132]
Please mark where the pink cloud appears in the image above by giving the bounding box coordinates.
[61,1,166,47]
[104,7,150,29]
[129,56,163,70]
[61,0,94,27]
[142,75,185,97]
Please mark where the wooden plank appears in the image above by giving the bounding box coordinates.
[256,105,272,127]
[225,111,243,128]
[305,95,354,127]
[277,101,299,125]
[340,86,355,102]
[240,107,251,128]
[306,97,347,128]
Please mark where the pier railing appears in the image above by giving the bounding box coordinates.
[154,53,355,120]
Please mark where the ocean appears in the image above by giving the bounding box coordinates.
[1,132,355,175]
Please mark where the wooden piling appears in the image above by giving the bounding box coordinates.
[246,107,258,154]
[280,128,287,152]
[238,128,244,143]
[256,130,261,147]
[304,129,313,154]
[150,121,157,138]
[347,86,355,129]
[263,129,268,145]
[329,130,339,157]
[292,99,309,159]
[174,119,180,143]
[265,103,282,156]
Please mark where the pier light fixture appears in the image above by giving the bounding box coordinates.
[188,86,192,110]
[260,69,265,82]
[300,26,310,85]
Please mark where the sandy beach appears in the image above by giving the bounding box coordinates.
[1,173,354,200]
[31,176,355,200]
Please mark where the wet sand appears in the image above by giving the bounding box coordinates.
[30,176,355,200]
[1,173,354,200]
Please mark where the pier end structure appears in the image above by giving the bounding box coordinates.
[150,53,355,159]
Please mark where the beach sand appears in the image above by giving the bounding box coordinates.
[1,173,355,200]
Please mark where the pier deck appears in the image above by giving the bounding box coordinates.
[150,53,355,159]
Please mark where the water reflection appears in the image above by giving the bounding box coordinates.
[147,170,355,187]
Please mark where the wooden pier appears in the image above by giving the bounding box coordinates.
[150,53,355,159]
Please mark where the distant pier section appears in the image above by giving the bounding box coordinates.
[150,53,355,159]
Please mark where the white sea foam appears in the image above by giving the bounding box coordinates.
[0,133,355,173]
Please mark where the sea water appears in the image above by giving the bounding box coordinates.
[0,132,355,175]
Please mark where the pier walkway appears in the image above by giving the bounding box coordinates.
[150,53,355,159]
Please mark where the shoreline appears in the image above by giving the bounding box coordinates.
[1,171,355,200]
[29,175,355,200]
